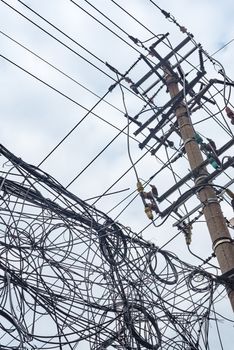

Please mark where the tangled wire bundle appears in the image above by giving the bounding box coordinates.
[0,145,228,350]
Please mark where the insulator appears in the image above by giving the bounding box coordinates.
[194,132,203,145]
[225,106,234,118]
[137,181,144,193]
[125,77,133,84]
[185,232,192,245]
[145,205,154,220]
[182,225,192,245]
[208,156,220,169]
[225,106,234,124]
[206,138,217,150]
[180,26,187,33]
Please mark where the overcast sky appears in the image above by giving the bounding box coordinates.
[0,0,234,347]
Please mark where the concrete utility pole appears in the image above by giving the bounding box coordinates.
[164,69,234,310]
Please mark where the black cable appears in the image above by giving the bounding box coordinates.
[69,0,159,59]
[110,0,156,37]
[1,0,113,81]
[65,121,132,189]
[188,246,218,270]
[0,54,141,168]
[17,0,105,66]
[4,0,146,102]
[0,30,126,118]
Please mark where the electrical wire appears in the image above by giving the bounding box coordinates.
[0,2,233,348]
[0,54,142,168]
[0,143,231,349]
[118,73,140,182]
[0,0,114,81]
[0,30,127,118]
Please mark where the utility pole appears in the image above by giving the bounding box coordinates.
[165,69,234,310]
[126,33,234,311]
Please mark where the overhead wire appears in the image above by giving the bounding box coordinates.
[105,144,193,218]
[16,0,105,67]
[0,0,115,82]
[0,143,231,348]
[100,2,234,205]
[4,0,151,103]
[0,30,156,192]
[147,0,234,103]
[91,96,194,224]
[69,0,160,60]
[0,54,142,168]
[0,30,127,118]
[2,0,232,178]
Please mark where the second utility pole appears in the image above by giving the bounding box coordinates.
[164,68,234,311]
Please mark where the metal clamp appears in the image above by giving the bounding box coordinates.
[184,137,195,146]
[213,237,233,252]
[177,108,188,119]
[194,174,208,185]
[201,197,219,207]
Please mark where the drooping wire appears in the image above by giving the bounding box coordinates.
[117,73,140,182]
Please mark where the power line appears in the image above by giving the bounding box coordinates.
[0,30,126,118]
[2,0,232,253]
[69,0,159,58]
[0,54,140,166]
[1,0,150,104]
[1,0,113,81]
[110,0,156,37]
[65,121,133,189]
[17,0,106,66]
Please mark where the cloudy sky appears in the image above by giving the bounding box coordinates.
[0,0,234,346]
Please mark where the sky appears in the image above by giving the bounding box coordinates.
[0,0,234,348]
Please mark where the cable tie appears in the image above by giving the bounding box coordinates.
[194,174,208,186]
[137,181,144,193]
[206,197,219,204]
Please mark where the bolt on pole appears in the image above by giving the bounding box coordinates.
[164,69,234,311]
